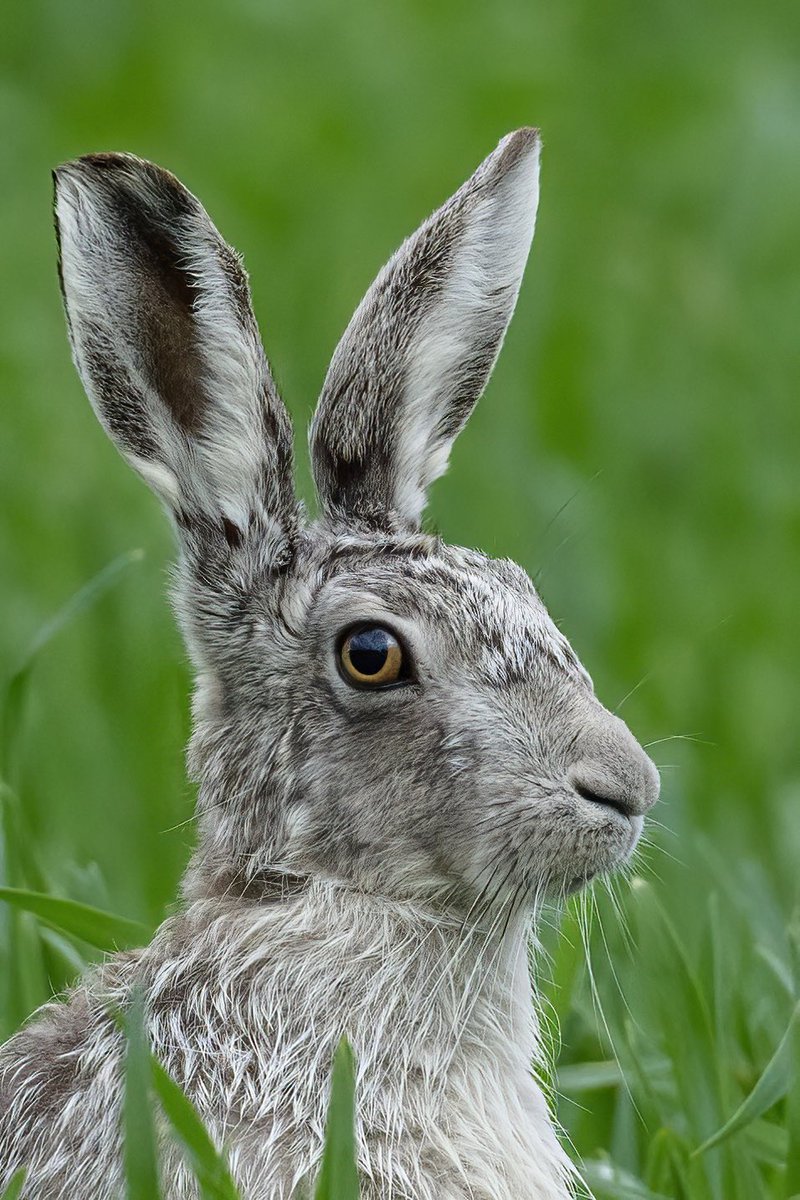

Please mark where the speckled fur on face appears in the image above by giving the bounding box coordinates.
[1,132,659,1199]
[181,529,646,912]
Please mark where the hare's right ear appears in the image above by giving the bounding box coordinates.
[310,128,540,530]
[53,154,298,559]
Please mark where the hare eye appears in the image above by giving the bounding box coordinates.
[340,625,405,688]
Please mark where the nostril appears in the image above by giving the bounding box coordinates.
[572,781,632,818]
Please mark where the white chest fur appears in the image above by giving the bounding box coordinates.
[145,886,575,1199]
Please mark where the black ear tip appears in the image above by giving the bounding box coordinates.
[51,154,140,192]
[495,127,542,169]
[51,153,200,224]
[73,151,150,176]
[511,126,541,143]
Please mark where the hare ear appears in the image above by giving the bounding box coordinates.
[53,154,298,556]
[310,128,541,529]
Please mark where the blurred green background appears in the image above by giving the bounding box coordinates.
[1,0,799,1196]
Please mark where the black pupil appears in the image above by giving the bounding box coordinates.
[349,627,391,676]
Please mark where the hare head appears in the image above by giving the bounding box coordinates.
[53,130,659,914]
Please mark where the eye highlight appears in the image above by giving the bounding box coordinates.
[340,625,407,688]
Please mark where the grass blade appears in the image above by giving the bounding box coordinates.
[694,1003,800,1157]
[784,1000,800,1194]
[0,783,47,892]
[557,1060,624,1093]
[10,549,145,681]
[542,900,585,1025]
[150,1060,240,1200]
[0,1169,27,1200]
[315,1038,360,1200]
[1,549,144,784]
[581,1156,671,1199]
[124,991,162,1200]
[0,887,149,950]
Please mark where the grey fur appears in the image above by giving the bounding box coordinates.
[311,128,541,529]
[1,131,659,1199]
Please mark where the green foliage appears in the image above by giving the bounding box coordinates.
[0,0,798,1195]
[124,991,162,1200]
[695,1004,800,1157]
[122,991,242,1200]
[0,887,150,950]
[315,1039,360,1200]
[150,1060,241,1200]
[0,551,149,1035]
[1,549,143,789]
[0,1170,27,1200]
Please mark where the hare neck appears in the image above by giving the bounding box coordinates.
[286,879,538,1048]
[173,880,573,1198]
[185,873,547,1071]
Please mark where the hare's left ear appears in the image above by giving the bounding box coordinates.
[54,153,298,558]
[310,128,541,529]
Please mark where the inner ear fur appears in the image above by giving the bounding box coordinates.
[54,152,298,553]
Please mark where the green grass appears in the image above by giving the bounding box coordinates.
[1,0,798,1196]
[315,1040,360,1200]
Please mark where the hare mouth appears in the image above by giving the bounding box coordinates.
[596,807,644,851]
[595,809,645,864]
[563,836,640,893]
[570,784,646,851]
[561,808,644,893]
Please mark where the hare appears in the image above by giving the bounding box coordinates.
[0,129,659,1199]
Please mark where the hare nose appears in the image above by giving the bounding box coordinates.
[567,712,660,819]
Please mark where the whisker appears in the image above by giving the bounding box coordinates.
[613,673,651,714]
[644,733,715,749]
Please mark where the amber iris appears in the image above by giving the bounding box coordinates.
[341,626,404,686]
